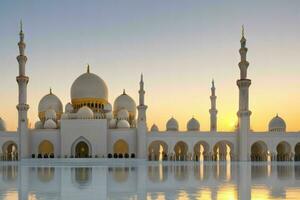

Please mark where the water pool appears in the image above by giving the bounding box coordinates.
[0,161,299,200]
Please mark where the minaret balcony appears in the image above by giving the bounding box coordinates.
[16,103,29,111]
[17,55,27,62]
[16,75,29,83]
[237,110,251,117]
[237,79,251,87]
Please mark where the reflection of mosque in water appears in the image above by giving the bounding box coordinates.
[0,163,300,199]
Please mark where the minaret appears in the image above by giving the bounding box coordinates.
[209,79,217,132]
[137,73,148,159]
[16,21,30,159]
[237,26,251,161]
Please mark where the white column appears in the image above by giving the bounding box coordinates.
[137,74,148,159]
[237,26,251,161]
[16,22,30,159]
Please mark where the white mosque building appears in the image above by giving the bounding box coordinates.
[0,24,300,162]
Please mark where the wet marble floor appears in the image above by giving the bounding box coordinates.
[0,161,299,200]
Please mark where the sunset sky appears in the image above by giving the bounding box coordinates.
[0,1,300,131]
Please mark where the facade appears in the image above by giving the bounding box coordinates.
[0,24,300,161]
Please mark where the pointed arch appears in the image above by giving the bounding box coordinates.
[38,140,54,155]
[148,140,168,161]
[174,141,188,161]
[213,140,234,161]
[194,141,210,161]
[71,136,92,158]
[113,139,129,154]
[2,141,18,161]
[276,141,292,161]
[251,141,268,161]
[294,143,300,161]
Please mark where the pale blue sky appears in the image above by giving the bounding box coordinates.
[1,1,300,131]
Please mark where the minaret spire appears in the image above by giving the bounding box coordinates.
[137,73,148,158]
[237,25,252,161]
[16,21,30,159]
[209,79,217,132]
[139,73,145,105]
[20,20,23,33]
[239,25,249,79]
[242,25,244,38]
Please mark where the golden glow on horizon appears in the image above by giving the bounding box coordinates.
[2,77,300,133]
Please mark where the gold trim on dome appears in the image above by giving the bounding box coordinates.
[72,98,108,105]
[72,98,109,113]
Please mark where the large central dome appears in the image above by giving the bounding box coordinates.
[71,66,108,111]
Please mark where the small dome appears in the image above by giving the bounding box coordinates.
[44,119,57,129]
[34,121,43,129]
[77,106,94,119]
[150,124,159,132]
[117,109,129,120]
[38,89,63,121]
[65,103,74,113]
[117,119,130,129]
[269,114,286,132]
[187,117,200,131]
[113,90,136,118]
[0,118,7,131]
[61,113,69,120]
[166,117,178,131]
[109,118,117,129]
[104,103,112,112]
[105,111,113,120]
[45,109,56,120]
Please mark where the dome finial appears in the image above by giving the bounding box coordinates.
[87,64,90,73]
[123,89,126,94]
[50,87,52,94]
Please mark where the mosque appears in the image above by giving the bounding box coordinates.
[0,24,300,162]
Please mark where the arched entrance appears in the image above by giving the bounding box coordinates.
[276,141,292,161]
[174,141,188,161]
[213,140,233,161]
[75,142,89,158]
[295,143,300,161]
[148,141,168,161]
[2,141,18,161]
[71,137,91,158]
[251,141,268,161]
[113,139,129,155]
[194,141,209,161]
[38,140,54,156]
